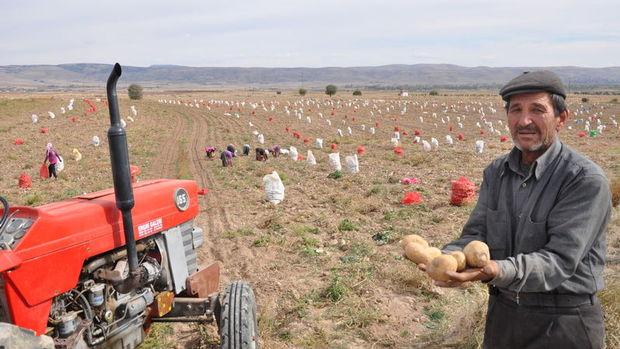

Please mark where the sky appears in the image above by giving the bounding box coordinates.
[1,0,619,68]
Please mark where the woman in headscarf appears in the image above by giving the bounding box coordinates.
[43,143,60,179]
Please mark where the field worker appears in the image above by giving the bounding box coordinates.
[242,144,251,156]
[205,146,217,159]
[270,145,281,158]
[255,147,268,161]
[226,144,237,157]
[425,71,611,348]
[43,143,61,179]
[220,150,233,167]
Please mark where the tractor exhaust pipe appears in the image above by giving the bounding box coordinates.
[106,63,139,274]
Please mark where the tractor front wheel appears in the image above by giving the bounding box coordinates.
[218,281,258,349]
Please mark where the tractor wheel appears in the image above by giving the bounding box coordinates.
[219,281,259,349]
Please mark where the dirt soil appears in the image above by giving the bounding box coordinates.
[1,91,619,349]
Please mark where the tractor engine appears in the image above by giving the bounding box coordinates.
[47,222,205,348]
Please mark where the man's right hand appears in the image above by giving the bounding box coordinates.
[417,260,500,288]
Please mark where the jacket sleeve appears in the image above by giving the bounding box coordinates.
[491,173,611,292]
[442,166,492,252]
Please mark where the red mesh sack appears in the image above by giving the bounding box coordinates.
[414,130,421,136]
[356,145,366,155]
[19,173,32,188]
[457,133,465,141]
[577,131,587,138]
[500,135,509,142]
[394,147,404,156]
[451,176,477,206]
[331,143,338,150]
[39,163,49,179]
[402,191,422,205]
[14,138,24,145]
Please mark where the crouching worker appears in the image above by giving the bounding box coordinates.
[423,71,611,349]
[226,144,237,157]
[220,150,233,167]
[242,144,251,156]
[205,146,217,159]
[255,147,268,161]
[270,145,281,158]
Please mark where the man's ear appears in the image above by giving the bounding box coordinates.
[556,109,569,131]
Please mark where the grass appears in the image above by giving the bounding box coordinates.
[141,324,175,349]
[24,193,42,206]
[324,274,349,302]
[223,226,254,238]
[338,218,357,232]
[253,235,271,247]
[600,277,620,349]
[611,176,620,207]
[327,170,343,179]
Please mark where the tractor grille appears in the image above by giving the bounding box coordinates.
[0,278,11,322]
[180,221,200,273]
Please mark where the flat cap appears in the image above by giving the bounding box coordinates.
[499,70,567,101]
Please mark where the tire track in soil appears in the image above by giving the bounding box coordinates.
[154,110,184,178]
[187,107,257,279]
[186,110,226,263]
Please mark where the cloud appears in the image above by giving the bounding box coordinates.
[0,0,618,67]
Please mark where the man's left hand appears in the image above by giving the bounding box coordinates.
[434,260,500,288]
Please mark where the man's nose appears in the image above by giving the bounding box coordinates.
[516,113,534,126]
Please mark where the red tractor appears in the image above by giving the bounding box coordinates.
[0,64,258,349]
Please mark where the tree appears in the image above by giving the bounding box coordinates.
[325,84,337,97]
[352,90,362,96]
[581,97,589,103]
[429,90,439,96]
[128,84,143,100]
[299,88,307,96]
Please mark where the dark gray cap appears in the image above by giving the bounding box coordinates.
[499,70,567,101]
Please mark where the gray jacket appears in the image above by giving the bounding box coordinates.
[444,139,611,295]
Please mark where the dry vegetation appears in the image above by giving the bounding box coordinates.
[1,90,619,348]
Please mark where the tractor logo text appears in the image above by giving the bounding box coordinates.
[138,218,163,237]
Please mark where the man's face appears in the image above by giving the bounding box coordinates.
[506,92,567,154]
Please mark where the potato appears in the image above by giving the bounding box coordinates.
[426,247,442,261]
[463,240,490,267]
[427,254,458,281]
[448,251,467,271]
[400,234,429,249]
[404,243,441,265]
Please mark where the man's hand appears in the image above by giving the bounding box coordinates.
[418,260,500,288]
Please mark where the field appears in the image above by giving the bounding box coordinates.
[1,90,619,348]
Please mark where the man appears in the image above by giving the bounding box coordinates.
[434,71,611,348]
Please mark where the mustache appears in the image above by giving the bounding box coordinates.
[516,125,539,133]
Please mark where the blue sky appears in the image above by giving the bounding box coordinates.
[1,0,618,68]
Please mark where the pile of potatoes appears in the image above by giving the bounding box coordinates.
[400,234,490,282]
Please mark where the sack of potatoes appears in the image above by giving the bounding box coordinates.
[400,235,490,282]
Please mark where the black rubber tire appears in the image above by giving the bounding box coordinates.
[219,281,259,349]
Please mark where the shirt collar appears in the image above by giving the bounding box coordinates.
[501,138,562,180]
[532,138,561,180]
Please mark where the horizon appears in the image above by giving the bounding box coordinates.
[2,1,619,68]
[3,63,620,69]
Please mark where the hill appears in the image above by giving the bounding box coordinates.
[1,63,620,91]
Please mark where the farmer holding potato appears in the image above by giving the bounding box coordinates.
[431,71,612,348]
